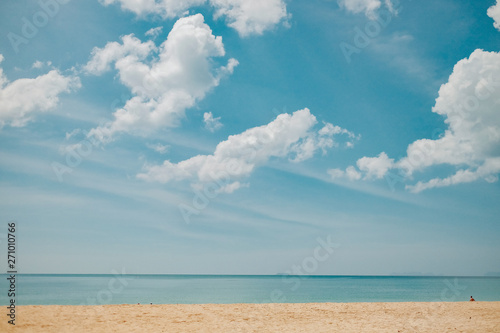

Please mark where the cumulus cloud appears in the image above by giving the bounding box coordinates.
[330,49,500,192]
[338,0,396,19]
[138,108,356,192]
[203,112,223,132]
[0,55,80,128]
[84,14,238,142]
[210,0,289,36]
[100,0,289,37]
[357,152,394,179]
[488,0,500,31]
[145,26,163,39]
[100,0,205,18]
[84,34,155,75]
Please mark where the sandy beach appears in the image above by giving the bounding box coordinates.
[2,302,499,332]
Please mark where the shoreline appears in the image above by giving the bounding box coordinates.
[2,299,499,306]
[2,301,500,332]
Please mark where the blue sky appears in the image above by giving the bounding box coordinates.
[0,0,499,275]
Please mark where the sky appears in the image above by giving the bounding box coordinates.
[0,0,499,276]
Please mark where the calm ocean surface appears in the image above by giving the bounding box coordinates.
[1,275,500,305]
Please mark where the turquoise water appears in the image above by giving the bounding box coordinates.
[1,275,500,305]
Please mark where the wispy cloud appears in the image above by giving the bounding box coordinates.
[138,108,357,192]
[145,26,163,39]
[146,143,170,154]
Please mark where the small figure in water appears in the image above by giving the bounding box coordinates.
[470,296,475,301]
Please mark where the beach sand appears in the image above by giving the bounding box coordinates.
[2,302,499,332]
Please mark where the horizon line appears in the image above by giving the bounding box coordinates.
[3,273,499,278]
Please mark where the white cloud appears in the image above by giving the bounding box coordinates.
[85,14,238,142]
[345,165,362,180]
[398,50,500,174]
[203,112,223,132]
[0,55,5,86]
[290,136,317,162]
[100,0,289,37]
[146,143,170,154]
[328,165,361,181]
[318,122,358,150]
[84,34,156,75]
[100,0,205,18]
[338,0,396,19]
[291,122,357,162]
[333,49,500,192]
[217,181,248,193]
[138,108,355,192]
[318,122,353,137]
[357,152,394,179]
[407,157,500,193]
[145,26,163,39]
[0,55,80,128]
[210,0,289,37]
[65,128,82,140]
[32,60,52,69]
[488,0,500,31]
[32,60,44,69]
[327,168,345,180]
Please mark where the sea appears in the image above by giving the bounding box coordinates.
[1,275,500,305]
